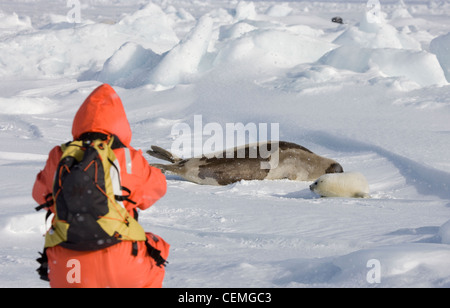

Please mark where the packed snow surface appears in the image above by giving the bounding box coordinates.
[1,0,450,288]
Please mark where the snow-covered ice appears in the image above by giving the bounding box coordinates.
[0,0,450,288]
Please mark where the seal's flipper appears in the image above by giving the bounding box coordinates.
[147,146,181,164]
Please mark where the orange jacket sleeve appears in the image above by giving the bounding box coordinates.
[32,146,62,207]
[114,147,167,212]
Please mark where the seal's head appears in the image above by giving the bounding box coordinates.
[325,163,344,174]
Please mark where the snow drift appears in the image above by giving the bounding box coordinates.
[95,42,162,89]
[319,46,447,87]
[86,1,448,89]
[430,32,450,83]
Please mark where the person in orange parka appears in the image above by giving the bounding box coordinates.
[32,84,168,288]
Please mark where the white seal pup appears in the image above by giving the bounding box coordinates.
[147,141,343,186]
[310,172,370,198]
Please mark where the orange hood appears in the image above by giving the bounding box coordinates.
[72,84,132,147]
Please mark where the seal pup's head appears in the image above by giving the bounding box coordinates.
[310,172,370,198]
